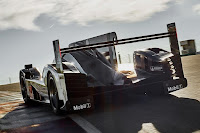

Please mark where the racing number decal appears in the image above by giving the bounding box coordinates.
[29,85,34,98]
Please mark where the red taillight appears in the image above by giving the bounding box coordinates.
[59,44,62,57]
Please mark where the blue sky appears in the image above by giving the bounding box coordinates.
[0,0,200,84]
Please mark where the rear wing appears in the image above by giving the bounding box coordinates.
[54,23,184,78]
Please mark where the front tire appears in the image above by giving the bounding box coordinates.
[48,73,62,114]
[19,72,31,104]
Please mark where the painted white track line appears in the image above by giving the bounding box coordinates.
[69,114,102,133]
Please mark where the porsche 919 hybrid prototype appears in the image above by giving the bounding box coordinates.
[19,23,187,114]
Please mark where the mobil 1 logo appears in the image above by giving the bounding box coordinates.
[73,103,91,111]
[167,84,183,92]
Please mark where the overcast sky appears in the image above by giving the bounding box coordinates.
[0,0,200,84]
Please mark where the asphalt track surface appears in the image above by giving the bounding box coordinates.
[0,55,200,133]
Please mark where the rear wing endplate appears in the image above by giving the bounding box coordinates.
[53,40,63,73]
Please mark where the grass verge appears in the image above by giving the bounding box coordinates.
[0,83,20,92]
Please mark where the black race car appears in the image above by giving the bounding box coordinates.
[19,23,187,114]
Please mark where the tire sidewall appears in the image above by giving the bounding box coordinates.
[20,72,30,104]
[48,73,61,114]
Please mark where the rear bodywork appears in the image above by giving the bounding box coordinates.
[20,23,187,112]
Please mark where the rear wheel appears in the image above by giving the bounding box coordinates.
[19,72,31,104]
[48,73,62,114]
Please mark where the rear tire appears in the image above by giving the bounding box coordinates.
[48,73,62,114]
[19,72,31,104]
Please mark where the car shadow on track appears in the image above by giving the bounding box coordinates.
[0,101,86,133]
[0,93,200,133]
[80,92,200,133]
[0,101,65,131]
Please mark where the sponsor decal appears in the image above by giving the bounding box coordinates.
[150,66,163,71]
[73,103,91,111]
[167,84,183,92]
